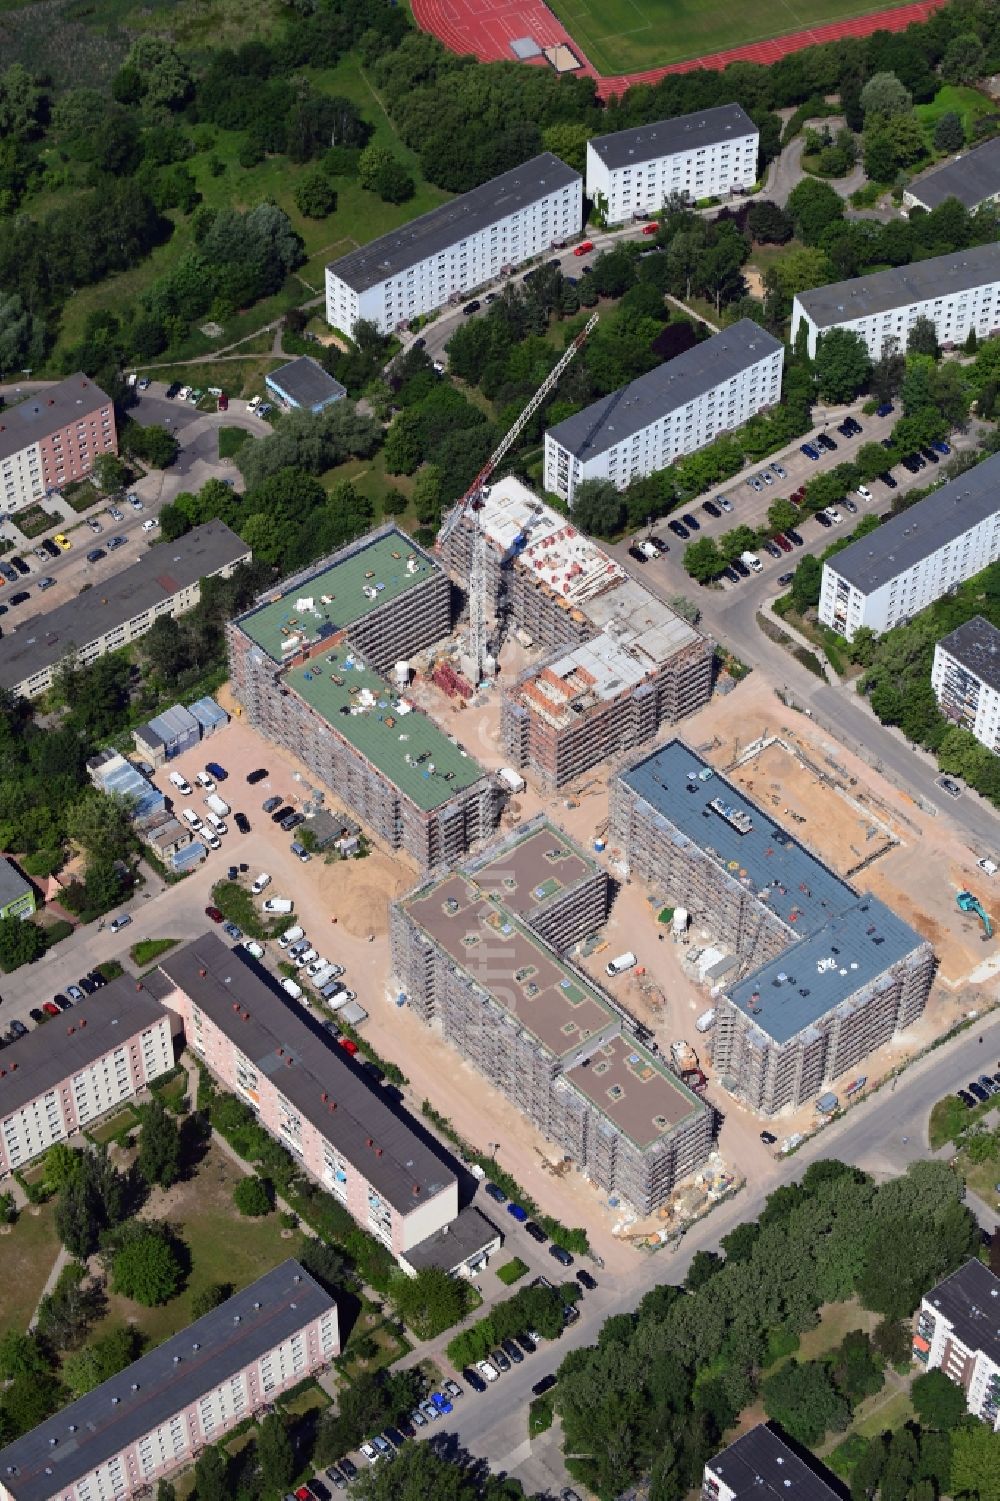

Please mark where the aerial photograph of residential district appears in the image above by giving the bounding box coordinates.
[6,0,1000,1497]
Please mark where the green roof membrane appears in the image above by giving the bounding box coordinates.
[239,531,434,663]
[287,650,484,810]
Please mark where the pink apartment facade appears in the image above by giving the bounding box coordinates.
[0,375,117,514]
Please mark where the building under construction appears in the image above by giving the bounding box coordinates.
[391,816,713,1213]
[438,474,713,785]
[227,526,498,870]
[611,741,935,1115]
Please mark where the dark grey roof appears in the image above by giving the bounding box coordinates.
[265,356,346,410]
[0,375,112,464]
[909,136,1000,211]
[824,451,1000,595]
[403,1205,501,1273]
[707,1424,844,1501]
[327,153,581,294]
[0,858,32,908]
[588,104,757,172]
[795,241,1000,328]
[0,522,250,691]
[159,934,456,1214]
[0,979,169,1118]
[0,1261,333,1501]
[937,614,1000,693]
[545,320,782,461]
[925,1258,1000,1366]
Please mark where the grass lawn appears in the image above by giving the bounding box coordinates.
[0,1201,61,1334]
[543,0,922,74]
[318,452,419,530]
[87,1105,140,1145]
[218,426,252,460]
[914,85,997,147]
[496,1257,529,1286]
[130,938,179,966]
[849,1384,914,1440]
[140,357,279,401]
[953,1140,1000,1208]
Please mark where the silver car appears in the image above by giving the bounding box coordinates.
[770,461,787,479]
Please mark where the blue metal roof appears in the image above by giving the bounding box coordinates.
[92,757,164,821]
[188,695,228,732]
[144,703,200,745]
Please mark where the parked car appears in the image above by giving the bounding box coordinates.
[786,528,804,546]
[37,576,56,590]
[247,767,268,784]
[816,432,837,452]
[507,1202,528,1222]
[576,1268,597,1290]
[501,1338,524,1365]
[774,534,792,553]
[515,1331,537,1354]
[719,497,734,512]
[814,511,833,528]
[747,475,763,493]
[760,1130,778,1145]
[627,544,647,563]
[680,513,700,531]
[107,534,128,551]
[573,241,594,256]
[969,1082,989,1102]
[668,519,689,539]
[464,1367,487,1393]
[879,471,898,488]
[842,498,858,515]
[491,1348,511,1373]
[800,443,820,460]
[931,438,951,455]
[109,913,132,933]
[483,1182,506,1204]
[703,500,721,518]
[763,540,782,559]
[53,995,72,1012]
[770,461,787,479]
[524,1220,546,1243]
[532,1374,557,1397]
[876,401,894,417]
[165,381,182,398]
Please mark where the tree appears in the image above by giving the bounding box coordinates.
[872,1317,911,1365]
[747,199,793,244]
[191,1282,233,1319]
[44,1142,83,1192]
[294,169,337,219]
[157,1483,176,1501]
[861,72,912,122]
[789,553,823,610]
[718,525,758,564]
[65,789,135,863]
[951,1423,1000,1501]
[142,616,193,682]
[193,1444,230,1501]
[933,110,965,154]
[391,1267,470,1339]
[683,536,723,583]
[257,1413,295,1494]
[911,1367,969,1430]
[63,1328,140,1398]
[941,33,984,87]
[110,1226,184,1306]
[761,1359,850,1445]
[0,291,45,372]
[767,498,799,534]
[123,421,179,469]
[830,1329,884,1403]
[0,913,43,972]
[786,178,845,244]
[0,1331,49,1382]
[358,144,394,192]
[814,328,871,402]
[412,464,443,527]
[137,1098,182,1189]
[233,1174,273,1217]
[541,121,591,174]
[570,478,624,538]
[91,453,129,492]
[907,316,940,360]
[120,37,192,110]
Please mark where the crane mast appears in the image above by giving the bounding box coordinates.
[437,311,598,683]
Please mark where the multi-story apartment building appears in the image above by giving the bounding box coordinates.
[791,241,1000,357]
[703,1424,845,1501]
[0,375,116,514]
[818,453,1000,640]
[0,1261,339,1501]
[0,981,174,1178]
[156,934,464,1264]
[543,320,783,503]
[392,818,713,1213]
[227,526,498,870]
[932,615,1000,751]
[325,154,582,337]
[585,105,758,224]
[903,135,1000,215]
[0,522,250,699]
[611,740,935,1116]
[0,858,36,921]
[914,1259,1000,1430]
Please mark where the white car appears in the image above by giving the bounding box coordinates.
[476,1360,499,1383]
[204,833,221,851]
[824,508,843,524]
[243,939,265,958]
[86,517,102,534]
[196,771,215,790]
[719,497,734,513]
[977,857,999,876]
[248,395,263,413]
[251,872,271,895]
[177,386,192,402]
[141,518,158,532]
[360,1442,379,1465]
[857,485,873,503]
[305,957,331,978]
[293,947,319,969]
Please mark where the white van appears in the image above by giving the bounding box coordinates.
[280,977,304,1001]
[605,951,637,977]
[168,771,192,795]
[251,872,271,895]
[203,832,221,851]
[278,925,305,949]
[181,808,204,831]
[263,896,293,915]
[206,811,227,835]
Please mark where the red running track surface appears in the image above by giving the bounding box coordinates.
[410,0,946,99]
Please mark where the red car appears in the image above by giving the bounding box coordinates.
[338,1037,359,1055]
[573,241,594,256]
[774,534,793,553]
[43,1002,61,1017]
[218,392,229,411]
[205,905,224,923]
[641,222,659,236]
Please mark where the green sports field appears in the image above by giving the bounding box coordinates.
[544,0,916,75]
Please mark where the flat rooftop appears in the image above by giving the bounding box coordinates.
[0,521,250,691]
[286,648,485,811]
[825,451,1000,595]
[546,319,782,461]
[266,355,346,408]
[403,1205,500,1273]
[585,575,703,663]
[562,1032,700,1148]
[0,979,169,1118]
[708,1424,844,1501]
[0,373,111,464]
[795,240,1000,329]
[0,1262,332,1501]
[909,135,1000,211]
[327,153,580,294]
[235,528,436,664]
[159,934,456,1213]
[925,1258,1000,1367]
[937,614,1000,693]
[464,820,598,920]
[589,104,757,172]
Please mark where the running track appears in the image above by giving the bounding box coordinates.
[410,0,945,99]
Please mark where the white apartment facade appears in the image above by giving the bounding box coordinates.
[543,319,783,503]
[791,241,1000,358]
[931,615,1000,751]
[326,153,582,337]
[586,105,758,224]
[914,1260,1000,1431]
[819,453,1000,639]
[0,983,173,1178]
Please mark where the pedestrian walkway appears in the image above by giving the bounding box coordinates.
[758,595,839,685]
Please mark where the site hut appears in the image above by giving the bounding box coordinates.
[818,450,1000,641]
[264,355,346,414]
[932,615,1000,752]
[585,104,758,225]
[914,1259,1000,1430]
[0,980,174,1179]
[903,135,1000,216]
[133,703,201,769]
[155,933,481,1267]
[324,152,582,337]
[391,817,713,1214]
[87,749,166,821]
[542,319,783,505]
[0,857,36,922]
[0,521,251,702]
[790,240,1000,359]
[611,740,935,1116]
[703,1422,847,1501]
[226,525,498,869]
[0,1262,339,1501]
[0,372,116,515]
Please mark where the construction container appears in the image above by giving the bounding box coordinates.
[695,1007,717,1033]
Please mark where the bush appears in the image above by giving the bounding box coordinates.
[110,1226,184,1306]
[233,1174,274,1217]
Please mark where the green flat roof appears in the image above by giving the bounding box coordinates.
[239,531,434,663]
[287,650,485,810]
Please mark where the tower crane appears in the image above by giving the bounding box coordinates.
[438,311,599,684]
